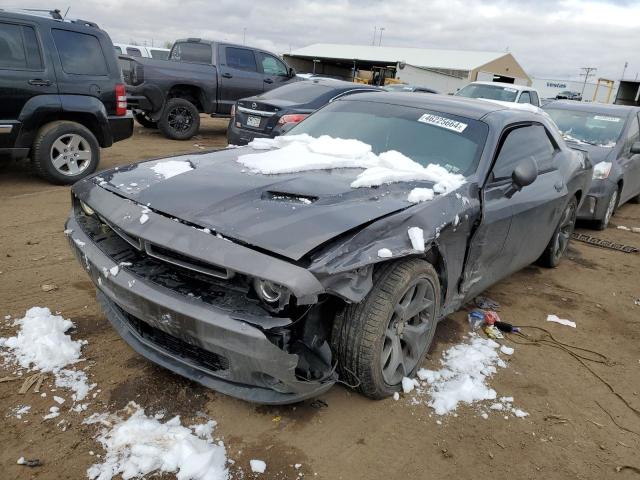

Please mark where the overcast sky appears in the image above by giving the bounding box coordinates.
[17,0,640,80]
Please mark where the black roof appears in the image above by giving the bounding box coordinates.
[544,100,640,116]
[0,8,99,28]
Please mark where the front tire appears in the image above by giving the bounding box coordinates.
[594,188,618,230]
[31,121,99,185]
[158,98,200,140]
[331,259,440,399]
[537,196,577,268]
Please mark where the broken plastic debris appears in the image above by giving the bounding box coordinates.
[546,314,576,328]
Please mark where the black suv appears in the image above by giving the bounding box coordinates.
[0,9,133,184]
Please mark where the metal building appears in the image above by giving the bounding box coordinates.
[283,43,531,93]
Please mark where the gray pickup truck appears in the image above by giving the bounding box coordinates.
[121,38,298,140]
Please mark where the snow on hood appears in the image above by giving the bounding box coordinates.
[238,135,465,195]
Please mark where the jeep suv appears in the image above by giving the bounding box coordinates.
[0,9,133,184]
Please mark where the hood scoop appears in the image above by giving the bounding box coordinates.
[263,191,318,205]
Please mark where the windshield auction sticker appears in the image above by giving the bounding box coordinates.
[594,115,621,122]
[418,114,468,133]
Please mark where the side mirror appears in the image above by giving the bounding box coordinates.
[288,67,296,78]
[631,141,640,155]
[506,157,538,198]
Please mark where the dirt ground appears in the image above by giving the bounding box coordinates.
[1,117,640,480]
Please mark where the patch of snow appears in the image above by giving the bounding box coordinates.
[513,409,529,418]
[546,314,576,328]
[87,403,227,480]
[415,335,508,415]
[109,266,119,277]
[238,135,464,194]
[74,238,86,247]
[250,459,267,474]
[500,345,514,355]
[377,248,393,258]
[393,392,400,401]
[402,377,419,393]
[43,406,60,420]
[139,214,149,225]
[17,457,25,465]
[53,396,65,405]
[12,405,31,419]
[150,160,194,179]
[407,188,435,203]
[55,369,95,402]
[407,227,425,252]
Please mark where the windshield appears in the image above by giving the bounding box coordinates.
[456,84,518,102]
[287,99,488,176]
[545,109,625,147]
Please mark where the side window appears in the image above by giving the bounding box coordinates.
[493,125,556,180]
[226,47,257,72]
[52,29,107,75]
[0,23,42,70]
[626,116,639,152]
[529,91,539,106]
[114,46,122,54]
[169,42,211,63]
[257,52,288,76]
[150,49,168,60]
[518,91,531,104]
[126,47,142,57]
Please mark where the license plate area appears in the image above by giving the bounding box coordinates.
[246,115,261,128]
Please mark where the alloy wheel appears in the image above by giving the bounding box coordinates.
[167,106,193,132]
[50,133,92,176]
[381,277,436,385]
[553,200,577,261]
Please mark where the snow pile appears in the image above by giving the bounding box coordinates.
[407,188,434,203]
[377,248,393,258]
[250,460,266,474]
[407,227,425,252]
[415,335,509,415]
[0,307,94,402]
[87,403,228,480]
[239,135,465,194]
[150,160,194,179]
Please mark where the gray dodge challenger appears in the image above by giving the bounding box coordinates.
[66,93,592,404]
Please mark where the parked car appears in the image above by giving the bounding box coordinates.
[383,84,438,94]
[555,90,582,101]
[456,81,541,107]
[0,8,133,184]
[66,93,591,403]
[113,43,169,60]
[122,38,298,140]
[227,79,381,145]
[544,100,640,229]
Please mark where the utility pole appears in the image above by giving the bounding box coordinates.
[372,26,377,46]
[379,27,385,46]
[621,61,628,80]
[579,67,597,97]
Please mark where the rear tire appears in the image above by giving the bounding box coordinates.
[537,196,577,268]
[158,98,200,140]
[134,111,158,129]
[31,121,99,185]
[331,259,440,399]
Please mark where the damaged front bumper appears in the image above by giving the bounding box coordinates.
[65,190,337,404]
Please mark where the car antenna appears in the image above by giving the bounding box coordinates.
[63,6,70,19]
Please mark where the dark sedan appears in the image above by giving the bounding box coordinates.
[226,79,380,145]
[66,94,591,404]
[544,101,640,229]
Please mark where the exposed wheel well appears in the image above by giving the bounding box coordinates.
[167,84,204,111]
[24,113,105,150]
[574,190,582,205]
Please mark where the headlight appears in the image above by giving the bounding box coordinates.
[80,200,95,216]
[592,162,612,180]
[253,278,285,304]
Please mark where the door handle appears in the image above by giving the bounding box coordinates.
[554,181,564,192]
[29,79,52,87]
[221,73,233,79]
[263,78,273,84]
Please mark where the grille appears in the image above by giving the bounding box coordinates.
[123,309,230,372]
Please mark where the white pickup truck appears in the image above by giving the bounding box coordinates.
[113,43,170,60]
[455,81,542,107]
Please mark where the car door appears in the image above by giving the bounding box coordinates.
[49,27,114,113]
[256,51,291,92]
[217,45,264,114]
[0,19,56,148]
[618,114,640,202]
[462,123,567,297]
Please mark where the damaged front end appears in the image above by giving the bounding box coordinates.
[66,184,339,404]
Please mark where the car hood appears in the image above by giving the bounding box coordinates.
[91,148,416,261]
[564,141,615,164]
